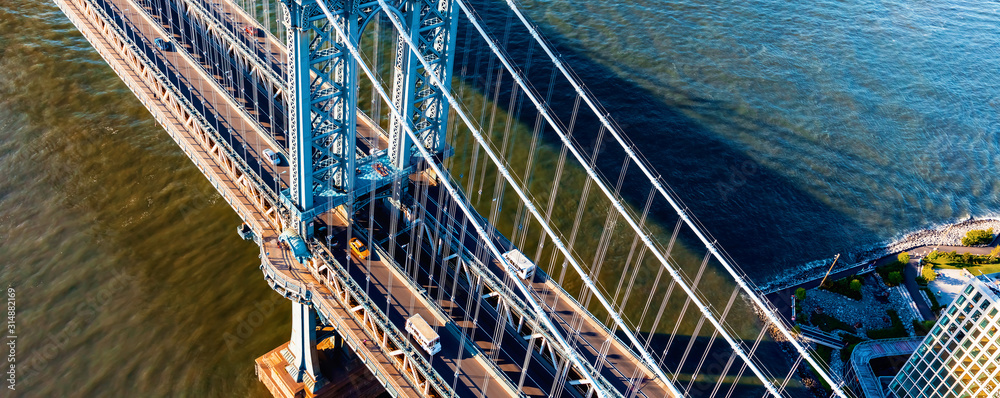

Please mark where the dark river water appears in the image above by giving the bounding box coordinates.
[2,0,998,395]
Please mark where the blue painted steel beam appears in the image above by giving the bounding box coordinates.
[281,0,359,235]
[387,0,457,170]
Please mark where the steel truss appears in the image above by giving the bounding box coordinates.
[281,0,361,227]
[312,2,622,396]
[386,0,457,169]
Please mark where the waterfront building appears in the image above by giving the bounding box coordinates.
[886,274,1000,398]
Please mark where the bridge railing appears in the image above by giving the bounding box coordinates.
[413,195,634,398]
[81,0,285,222]
[132,0,289,143]
[259,260,313,304]
[307,239,456,398]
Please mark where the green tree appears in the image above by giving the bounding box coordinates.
[962,253,974,266]
[898,252,911,264]
[962,228,994,246]
[927,250,940,261]
[921,266,936,282]
[795,287,807,301]
[888,271,903,286]
[850,279,862,292]
[990,246,1000,260]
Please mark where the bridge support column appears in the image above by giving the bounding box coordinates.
[288,18,314,217]
[387,0,459,170]
[281,0,360,237]
[287,301,325,392]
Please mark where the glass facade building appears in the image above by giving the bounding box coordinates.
[887,276,1000,398]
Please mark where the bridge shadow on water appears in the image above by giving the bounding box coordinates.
[453,0,884,294]
[447,2,883,396]
[620,331,812,398]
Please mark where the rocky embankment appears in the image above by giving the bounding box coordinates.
[869,218,999,256]
[763,218,1000,293]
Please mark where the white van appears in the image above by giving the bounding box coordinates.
[405,314,440,355]
[501,249,536,280]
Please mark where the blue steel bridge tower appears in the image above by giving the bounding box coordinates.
[277,0,458,390]
[279,0,458,238]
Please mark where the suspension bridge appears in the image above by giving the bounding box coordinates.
[53,0,855,395]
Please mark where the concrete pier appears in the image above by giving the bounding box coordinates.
[255,337,386,398]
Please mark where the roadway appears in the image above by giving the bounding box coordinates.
[408,179,677,398]
[67,0,522,394]
[264,219,516,398]
[93,0,289,192]
[137,0,289,146]
[70,0,672,395]
[121,0,395,192]
[348,203,569,397]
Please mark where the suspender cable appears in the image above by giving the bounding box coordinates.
[661,251,711,365]
[499,1,848,394]
[777,355,803,395]
[611,186,655,312]
[412,1,803,394]
[708,351,738,398]
[381,1,692,394]
[673,316,706,384]
[538,95,576,288]
[684,288,739,395]
[313,2,616,395]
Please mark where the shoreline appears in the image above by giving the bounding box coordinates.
[759,217,1000,294]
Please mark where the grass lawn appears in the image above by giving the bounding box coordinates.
[928,261,1000,275]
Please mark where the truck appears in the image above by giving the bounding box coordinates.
[405,314,440,355]
[501,249,536,280]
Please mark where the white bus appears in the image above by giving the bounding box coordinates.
[405,314,441,355]
[501,249,536,280]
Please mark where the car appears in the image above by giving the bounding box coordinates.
[349,237,370,260]
[244,26,256,36]
[153,38,172,51]
[263,148,281,165]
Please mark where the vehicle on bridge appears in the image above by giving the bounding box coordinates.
[153,37,172,51]
[501,249,536,280]
[349,237,370,260]
[262,148,281,165]
[405,314,441,355]
[373,162,390,177]
[279,230,311,263]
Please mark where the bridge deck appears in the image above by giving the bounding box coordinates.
[57,0,684,394]
[55,0,521,395]
[415,184,677,398]
[348,204,566,397]
[113,0,290,185]
[262,230,516,398]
